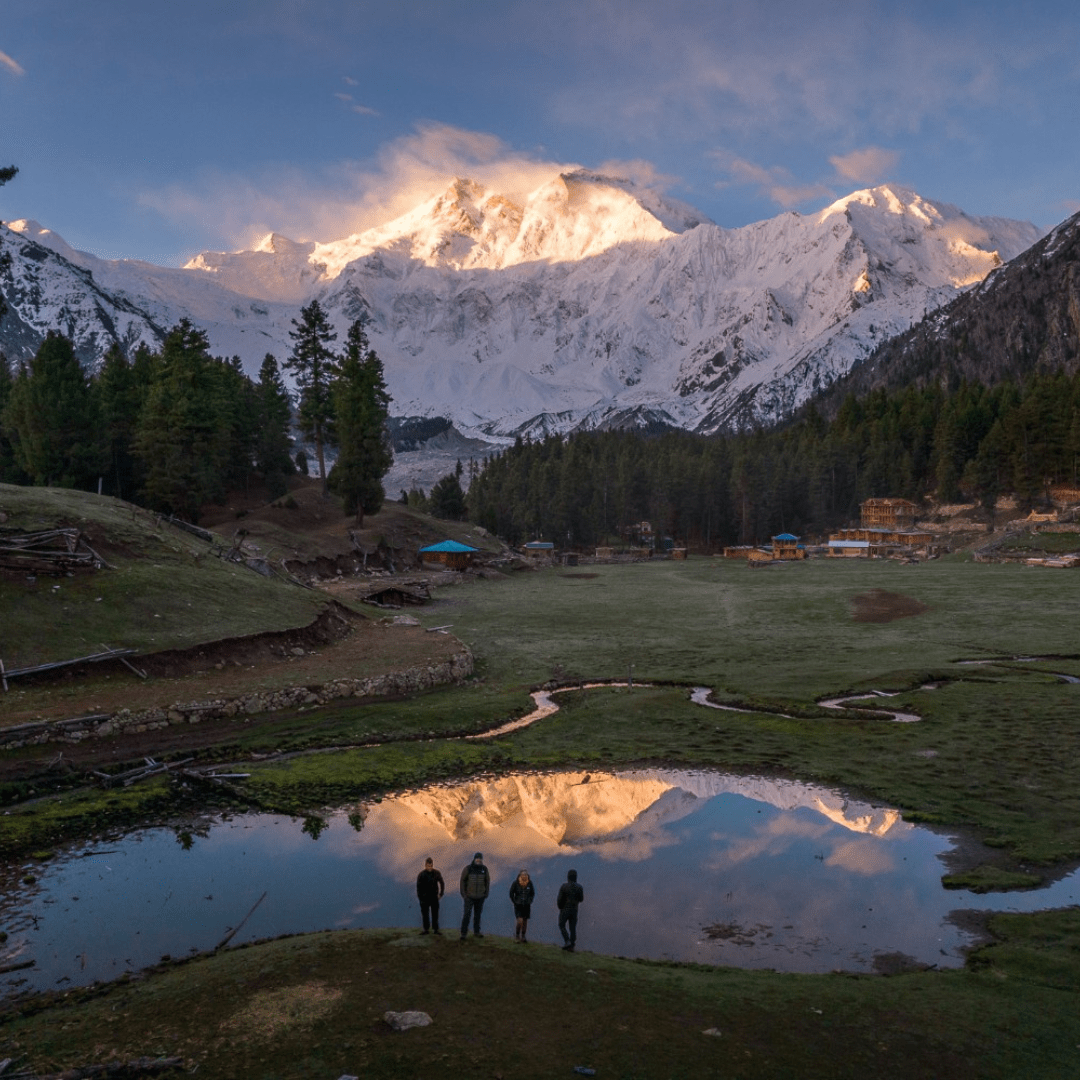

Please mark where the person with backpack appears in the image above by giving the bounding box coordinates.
[416,856,445,935]
[459,851,490,940]
[557,868,584,951]
[509,869,535,943]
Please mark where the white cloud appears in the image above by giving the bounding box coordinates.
[0,49,25,77]
[541,0,1077,147]
[829,147,901,185]
[711,153,832,209]
[137,123,573,250]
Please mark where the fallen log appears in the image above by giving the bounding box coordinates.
[215,891,267,950]
[1,648,139,684]
[7,1055,184,1079]
[0,958,35,975]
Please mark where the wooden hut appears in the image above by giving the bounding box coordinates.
[418,540,478,570]
[523,541,555,559]
[771,533,805,560]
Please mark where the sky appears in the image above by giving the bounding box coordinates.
[1,0,1078,267]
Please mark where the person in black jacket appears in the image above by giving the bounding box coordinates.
[459,851,490,940]
[509,869,535,943]
[416,857,445,935]
[557,868,584,951]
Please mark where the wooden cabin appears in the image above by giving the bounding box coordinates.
[418,540,478,570]
[523,540,555,559]
[771,533,805,560]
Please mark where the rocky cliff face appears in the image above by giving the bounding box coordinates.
[815,209,1080,408]
[0,175,1043,435]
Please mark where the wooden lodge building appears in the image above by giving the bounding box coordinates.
[418,540,478,570]
[860,498,918,529]
[771,533,805,560]
[828,498,937,558]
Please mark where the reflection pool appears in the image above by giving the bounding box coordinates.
[3,768,1078,995]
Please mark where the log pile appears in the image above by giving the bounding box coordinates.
[0,529,111,575]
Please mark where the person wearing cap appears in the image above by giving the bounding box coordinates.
[416,856,445,935]
[557,868,584,951]
[459,851,491,940]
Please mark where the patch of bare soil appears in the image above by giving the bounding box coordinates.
[560,573,599,580]
[852,589,930,623]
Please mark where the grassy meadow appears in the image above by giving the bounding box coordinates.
[4,553,1080,1077]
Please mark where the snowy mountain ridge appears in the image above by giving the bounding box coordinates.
[0,171,1044,436]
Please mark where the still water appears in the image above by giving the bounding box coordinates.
[3,768,1078,995]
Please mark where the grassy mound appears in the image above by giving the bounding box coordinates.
[0,484,331,671]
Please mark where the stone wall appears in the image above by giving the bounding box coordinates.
[0,648,474,750]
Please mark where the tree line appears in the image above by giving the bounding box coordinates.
[0,299,391,524]
[467,370,1080,549]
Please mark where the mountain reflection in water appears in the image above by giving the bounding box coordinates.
[3,769,1078,996]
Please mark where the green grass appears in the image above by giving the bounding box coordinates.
[998,530,1080,553]
[3,920,1078,1080]
[5,553,1080,1077]
[422,558,1080,701]
[0,484,329,668]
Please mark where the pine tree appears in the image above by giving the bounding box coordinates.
[2,331,101,487]
[284,299,339,488]
[132,321,228,521]
[0,351,25,482]
[428,471,467,520]
[326,319,392,524]
[96,344,149,499]
[254,353,295,499]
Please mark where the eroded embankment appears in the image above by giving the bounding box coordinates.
[0,647,474,750]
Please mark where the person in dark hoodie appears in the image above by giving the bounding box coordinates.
[557,868,584,951]
[509,869,535,943]
[416,856,445,935]
[459,851,490,940]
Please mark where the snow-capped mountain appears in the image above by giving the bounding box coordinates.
[0,172,1043,435]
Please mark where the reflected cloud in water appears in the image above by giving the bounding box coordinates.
[3,768,1079,996]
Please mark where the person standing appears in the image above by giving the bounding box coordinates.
[416,856,445,935]
[459,851,490,940]
[557,868,584,951]
[509,869,535,943]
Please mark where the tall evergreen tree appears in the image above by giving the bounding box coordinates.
[254,353,295,499]
[1,331,101,487]
[327,320,392,524]
[96,344,150,500]
[0,351,26,482]
[132,321,228,521]
[284,299,339,488]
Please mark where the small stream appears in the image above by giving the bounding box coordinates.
[3,768,1079,996]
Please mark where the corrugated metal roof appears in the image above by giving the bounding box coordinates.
[419,540,478,553]
[773,532,800,541]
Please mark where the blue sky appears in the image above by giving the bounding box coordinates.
[2,0,1078,265]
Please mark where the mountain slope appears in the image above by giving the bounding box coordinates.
[814,208,1080,409]
[0,175,1044,435]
